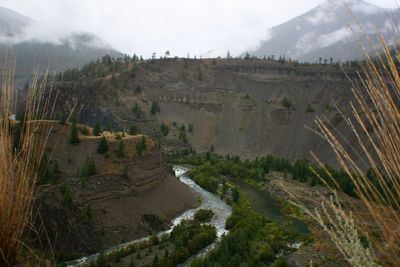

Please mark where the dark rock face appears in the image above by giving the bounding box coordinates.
[52,59,358,166]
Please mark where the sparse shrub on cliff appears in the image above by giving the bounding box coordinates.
[70,118,80,144]
[93,123,102,136]
[38,153,61,185]
[80,125,90,135]
[79,155,96,178]
[132,101,142,115]
[115,132,122,139]
[135,84,142,94]
[129,125,137,135]
[60,185,73,208]
[116,140,125,157]
[136,135,147,156]
[97,136,109,154]
[305,104,315,113]
[160,123,169,136]
[325,104,332,113]
[151,100,160,114]
[82,204,93,224]
[281,97,292,109]
[122,164,129,179]
[179,125,187,143]
[58,112,67,125]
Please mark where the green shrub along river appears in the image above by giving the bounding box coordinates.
[168,153,316,267]
[74,151,341,266]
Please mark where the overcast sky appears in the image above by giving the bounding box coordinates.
[2,0,398,57]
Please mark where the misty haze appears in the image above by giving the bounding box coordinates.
[0,1,400,267]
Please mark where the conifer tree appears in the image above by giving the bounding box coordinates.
[93,123,102,136]
[70,118,79,144]
[116,140,125,157]
[97,136,109,154]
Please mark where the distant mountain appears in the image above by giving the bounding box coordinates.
[0,6,32,37]
[0,6,123,87]
[245,0,400,62]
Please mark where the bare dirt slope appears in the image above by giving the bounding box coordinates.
[30,122,197,260]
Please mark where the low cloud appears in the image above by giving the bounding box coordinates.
[316,27,353,48]
[1,0,397,57]
[306,9,335,25]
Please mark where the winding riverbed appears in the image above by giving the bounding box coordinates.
[66,165,232,266]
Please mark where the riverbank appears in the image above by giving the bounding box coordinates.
[65,166,232,266]
[266,173,355,267]
[167,153,354,266]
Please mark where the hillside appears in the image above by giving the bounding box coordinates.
[245,0,400,62]
[49,57,360,166]
[28,121,197,260]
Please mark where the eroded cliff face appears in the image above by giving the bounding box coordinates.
[53,59,357,165]
[30,122,197,260]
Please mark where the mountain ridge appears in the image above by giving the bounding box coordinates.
[246,0,399,62]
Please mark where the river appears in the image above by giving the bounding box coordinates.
[66,165,232,266]
[233,179,309,235]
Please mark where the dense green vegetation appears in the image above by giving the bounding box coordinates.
[178,158,309,267]
[193,209,214,223]
[167,220,216,265]
[83,210,216,267]
[170,152,357,197]
[191,205,299,267]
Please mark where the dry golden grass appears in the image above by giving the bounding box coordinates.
[294,34,400,266]
[0,54,55,266]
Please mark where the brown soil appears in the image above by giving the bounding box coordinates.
[29,122,198,260]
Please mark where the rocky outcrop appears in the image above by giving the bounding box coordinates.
[52,59,359,165]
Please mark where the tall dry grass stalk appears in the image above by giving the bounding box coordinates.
[296,34,400,266]
[0,53,55,266]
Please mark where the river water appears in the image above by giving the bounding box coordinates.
[66,165,232,266]
[233,179,309,235]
